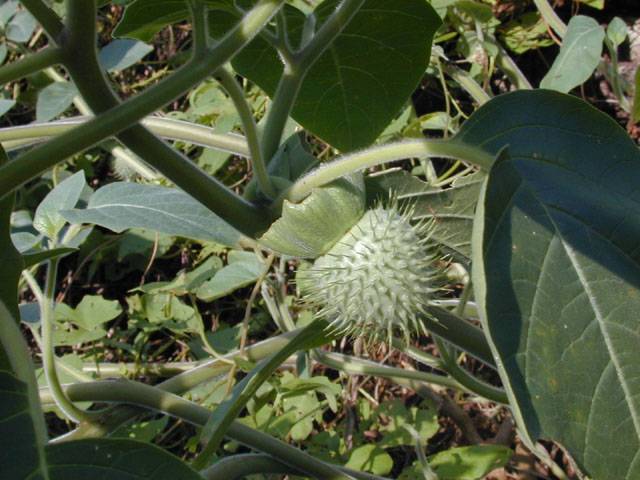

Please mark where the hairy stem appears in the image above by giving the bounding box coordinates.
[283,139,493,204]
[0,117,250,157]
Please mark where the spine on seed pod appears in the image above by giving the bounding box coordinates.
[259,173,444,346]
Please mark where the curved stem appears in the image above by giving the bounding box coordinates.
[0,47,64,84]
[312,350,466,392]
[216,68,276,198]
[0,117,251,157]
[46,380,356,480]
[202,453,388,480]
[1,0,284,237]
[533,0,567,38]
[41,258,96,423]
[188,0,210,56]
[284,139,493,203]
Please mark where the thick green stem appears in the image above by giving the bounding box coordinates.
[0,47,64,84]
[19,0,65,41]
[1,0,284,237]
[202,454,388,480]
[260,0,364,162]
[0,117,250,157]
[216,67,276,198]
[284,139,493,203]
[45,380,356,480]
[441,65,491,105]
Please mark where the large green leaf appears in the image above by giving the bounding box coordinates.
[46,438,204,479]
[60,182,243,248]
[211,0,441,152]
[366,169,484,260]
[540,15,604,93]
[466,90,640,479]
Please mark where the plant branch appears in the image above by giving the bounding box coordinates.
[40,258,95,423]
[0,47,63,84]
[46,380,356,480]
[19,0,65,41]
[533,0,567,38]
[1,0,285,237]
[260,0,364,162]
[0,117,250,157]
[215,68,276,198]
[282,139,493,204]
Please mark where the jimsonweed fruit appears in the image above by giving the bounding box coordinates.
[301,201,443,345]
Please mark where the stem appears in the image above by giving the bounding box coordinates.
[603,38,631,112]
[442,65,491,105]
[493,39,533,90]
[46,380,356,480]
[40,258,95,423]
[434,336,507,404]
[216,68,276,198]
[0,117,250,157]
[312,350,466,392]
[533,0,567,38]
[0,47,63,84]
[187,0,210,57]
[202,453,388,480]
[284,139,493,203]
[260,0,364,162]
[19,0,65,41]
[2,0,285,237]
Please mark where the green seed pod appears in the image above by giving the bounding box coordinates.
[258,172,366,258]
[301,201,442,346]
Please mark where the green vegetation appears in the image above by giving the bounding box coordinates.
[1,1,639,479]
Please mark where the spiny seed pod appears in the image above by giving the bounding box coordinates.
[300,201,443,346]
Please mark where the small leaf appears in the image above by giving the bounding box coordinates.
[344,444,393,476]
[429,445,513,480]
[0,98,15,117]
[55,295,122,331]
[632,65,640,124]
[33,171,86,241]
[540,15,604,92]
[6,10,36,43]
[606,17,627,46]
[0,1,19,27]
[36,82,78,123]
[60,182,243,247]
[196,250,264,301]
[22,247,77,268]
[98,38,154,72]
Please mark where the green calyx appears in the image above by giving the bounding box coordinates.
[301,201,443,346]
[258,172,366,258]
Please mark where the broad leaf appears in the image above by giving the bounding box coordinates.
[196,250,264,301]
[429,445,513,480]
[6,9,36,43]
[46,438,204,479]
[540,15,604,93]
[0,301,48,480]
[466,90,640,479]
[60,182,243,248]
[112,0,234,41]
[210,0,441,151]
[36,82,78,123]
[33,171,86,241]
[98,38,154,72]
[366,169,484,260]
